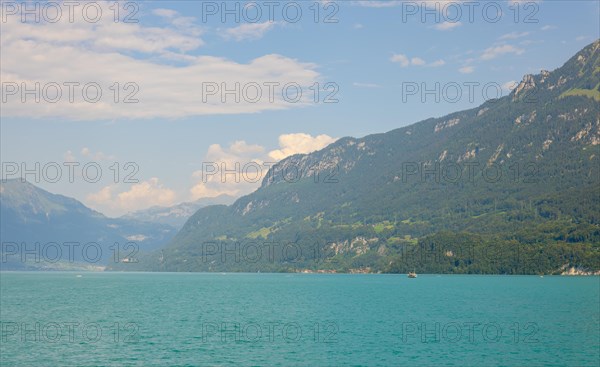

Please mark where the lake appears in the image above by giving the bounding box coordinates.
[0,272,598,366]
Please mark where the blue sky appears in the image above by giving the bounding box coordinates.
[1,0,598,216]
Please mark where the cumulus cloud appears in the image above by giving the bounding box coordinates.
[87,178,176,214]
[153,8,179,19]
[434,21,462,31]
[268,133,337,161]
[222,21,279,41]
[1,5,321,120]
[411,57,426,66]
[391,54,445,67]
[459,66,475,74]
[502,80,519,92]
[499,32,530,40]
[190,133,337,200]
[64,150,76,162]
[391,54,410,67]
[190,141,267,200]
[87,186,114,206]
[63,147,115,162]
[481,44,525,60]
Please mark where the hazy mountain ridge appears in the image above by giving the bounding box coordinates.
[0,179,177,269]
[121,194,236,229]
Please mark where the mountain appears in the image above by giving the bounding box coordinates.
[0,179,178,270]
[121,195,236,228]
[116,41,600,274]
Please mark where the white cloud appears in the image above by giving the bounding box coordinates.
[63,148,115,162]
[354,23,364,29]
[87,178,177,214]
[411,57,426,66]
[434,21,462,31]
[127,235,147,242]
[87,186,114,206]
[64,150,76,162]
[499,31,530,40]
[190,180,241,200]
[459,66,474,74]
[117,178,176,208]
[391,54,410,67]
[268,133,337,161]
[391,54,445,67]
[1,5,321,120]
[481,44,525,60]
[190,141,267,200]
[222,21,279,41]
[541,25,556,31]
[190,133,337,200]
[205,141,266,167]
[3,5,204,54]
[502,80,519,91]
[153,9,178,18]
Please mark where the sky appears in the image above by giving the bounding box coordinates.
[1,0,598,217]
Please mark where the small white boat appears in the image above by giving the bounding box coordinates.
[408,272,417,278]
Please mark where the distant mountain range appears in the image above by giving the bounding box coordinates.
[121,195,236,229]
[0,180,234,270]
[115,40,600,275]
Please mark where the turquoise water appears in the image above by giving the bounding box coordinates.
[0,273,598,367]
